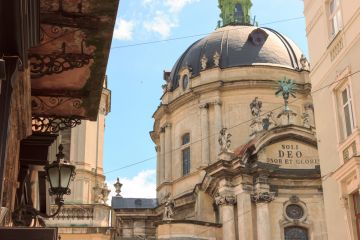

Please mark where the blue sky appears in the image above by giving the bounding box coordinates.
[104,0,308,198]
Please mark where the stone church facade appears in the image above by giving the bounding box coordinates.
[114,1,328,239]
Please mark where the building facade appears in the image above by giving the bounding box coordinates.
[147,1,328,239]
[45,83,114,240]
[304,0,360,239]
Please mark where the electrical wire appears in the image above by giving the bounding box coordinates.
[110,16,305,50]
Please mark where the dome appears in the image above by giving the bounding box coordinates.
[170,25,304,90]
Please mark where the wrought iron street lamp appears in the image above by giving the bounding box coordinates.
[12,144,76,226]
[44,144,76,206]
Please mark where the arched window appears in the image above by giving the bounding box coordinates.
[284,226,308,240]
[181,133,190,176]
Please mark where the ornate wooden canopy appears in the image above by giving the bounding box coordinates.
[29,0,119,121]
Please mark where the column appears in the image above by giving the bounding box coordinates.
[200,103,210,167]
[237,192,254,240]
[159,127,165,183]
[214,100,223,156]
[251,192,274,240]
[216,194,236,240]
[164,123,172,182]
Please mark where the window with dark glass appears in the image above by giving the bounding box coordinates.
[181,133,190,176]
[341,85,355,137]
[284,226,308,240]
[182,75,189,90]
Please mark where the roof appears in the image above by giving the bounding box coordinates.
[170,25,304,90]
[111,197,158,209]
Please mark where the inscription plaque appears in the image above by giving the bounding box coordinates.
[259,140,319,169]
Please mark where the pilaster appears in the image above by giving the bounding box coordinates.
[213,100,223,157]
[159,127,165,184]
[164,123,172,182]
[200,103,210,167]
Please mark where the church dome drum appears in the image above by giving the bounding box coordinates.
[169,25,304,90]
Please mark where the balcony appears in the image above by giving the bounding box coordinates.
[46,204,113,229]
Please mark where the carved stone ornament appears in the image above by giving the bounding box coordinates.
[215,194,236,206]
[251,192,275,203]
[32,117,81,133]
[218,128,232,152]
[200,54,208,70]
[213,51,220,67]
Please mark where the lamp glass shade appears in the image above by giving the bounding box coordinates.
[60,165,72,188]
[48,167,60,188]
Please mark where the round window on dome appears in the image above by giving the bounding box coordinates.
[182,75,189,90]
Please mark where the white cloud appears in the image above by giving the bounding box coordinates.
[113,18,135,40]
[143,11,178,38]
[165,0,199,13]
[107,169,156,205]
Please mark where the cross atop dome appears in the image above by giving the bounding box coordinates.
[218,0,253,27]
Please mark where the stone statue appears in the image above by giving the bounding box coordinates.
[163,194,175,220]
[300,54,310,70]
[249,97,262,118]
[200,54,208,70]
[213,51,220,67]
[218,128,232,152]
[301,112,310,128]
[262,111,277,130]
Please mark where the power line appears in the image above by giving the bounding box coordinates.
[110,16,305,49]
[104,70,360,175]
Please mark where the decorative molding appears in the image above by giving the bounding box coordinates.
[31,96,83,113]
[32,117,81,133]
